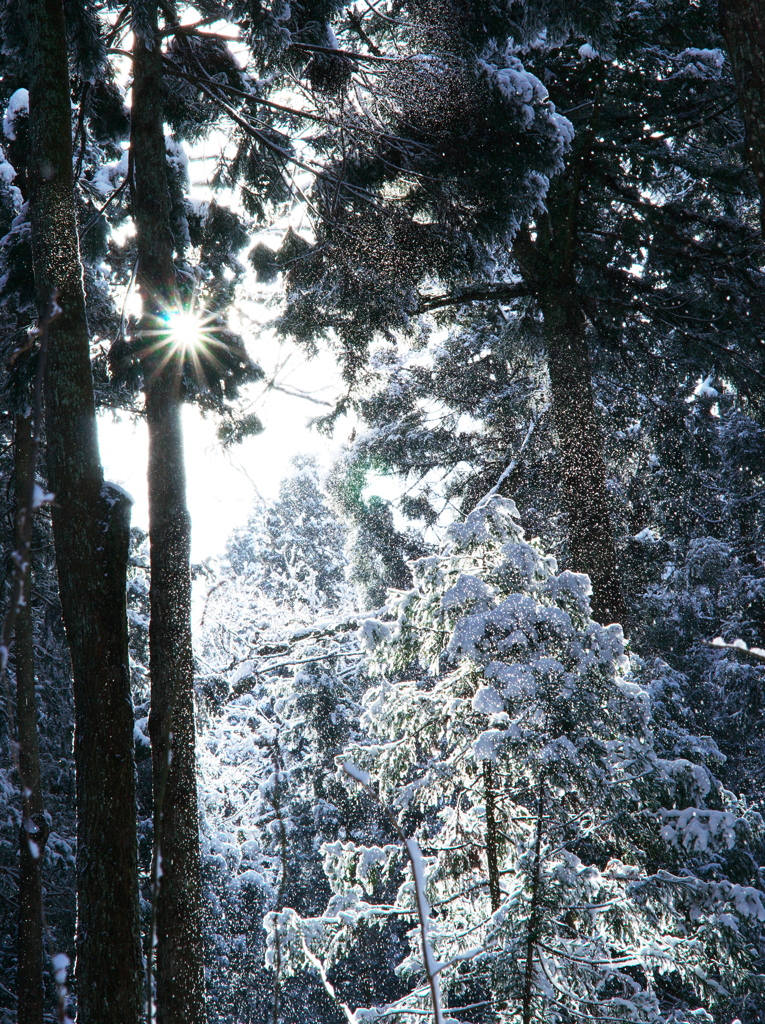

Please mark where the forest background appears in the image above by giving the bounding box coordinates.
[2,2,765,1024]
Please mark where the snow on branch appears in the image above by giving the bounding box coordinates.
[707,637,765,662]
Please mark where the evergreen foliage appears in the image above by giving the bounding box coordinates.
[274,1,576,378]
[304,0,765,542]
[0,1,763,1022]
[271,497,765,1023]
[196,470,369,1024]
[624,386,765,800]
[226,456,350,613]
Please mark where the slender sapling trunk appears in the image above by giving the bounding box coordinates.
[13,413,48,1024]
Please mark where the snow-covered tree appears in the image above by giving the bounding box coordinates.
[271,0,765,624]
[226,456,351,614]
[623,383,765,801]
[269,497,765,1023]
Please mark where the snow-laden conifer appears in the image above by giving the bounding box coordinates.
[268,496,765,1023]
[195,461,383,1023]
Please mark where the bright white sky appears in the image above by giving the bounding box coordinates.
[97,26,405,564]
[98,339,353,563]
[97,98,358,562]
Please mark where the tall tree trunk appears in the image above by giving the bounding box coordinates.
[716,2,765,754]
[14,414,48,1024]
[131,8,206,1024]
[512,70,624,625]
[21,1,143,1021]
[719,0,765,235]
[540,287,624,624]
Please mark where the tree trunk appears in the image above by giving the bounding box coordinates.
[131,8,206,1023]
[521,783,545,1024]
[511,71,623,626]
[540,287,624,624]
[14,414,48,1024]
[719,0,765,235]
[483,762,501,913]
[21,1,143,1021]
[145,373,206,1024]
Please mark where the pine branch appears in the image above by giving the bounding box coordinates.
[705,638,765,662]
[287,41,404,66]
[79,173,130,239]
[418,282,530,313]
[263,381,333,406]
[347,9,383,56]
[158,16,227,37]
[160,61,331,125]
[159,52,350,193]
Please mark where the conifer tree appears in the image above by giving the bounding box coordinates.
[126,5,269,1021]
[130,4,206,1021]
[0,75,48,1023]
[718,0,765,233]
[2,3,765,1022]
[0,88,78,1022]
[226,456,350,613]
[623,381,765,800]
[17,2,143,1021]
[272,0,765,625]
[270,496,765,1023]
[263,0,620,618]
[12,413,47,1024]
[197,469,393,1024]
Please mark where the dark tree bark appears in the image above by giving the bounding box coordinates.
[483,762,501,914]
[539,288,624,624]
[14,414,48,1024]
[719,0,765,234]
[508,245,624,624]
[131,7,206,1023]
[521,784,545,1024]
[512,73,624,626]
[21,1,143,1021]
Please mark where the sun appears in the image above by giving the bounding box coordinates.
[165,310,207,354]
[139,302,226,385]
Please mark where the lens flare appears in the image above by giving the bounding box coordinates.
[140,302,226,387]
[165,311,207,354]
